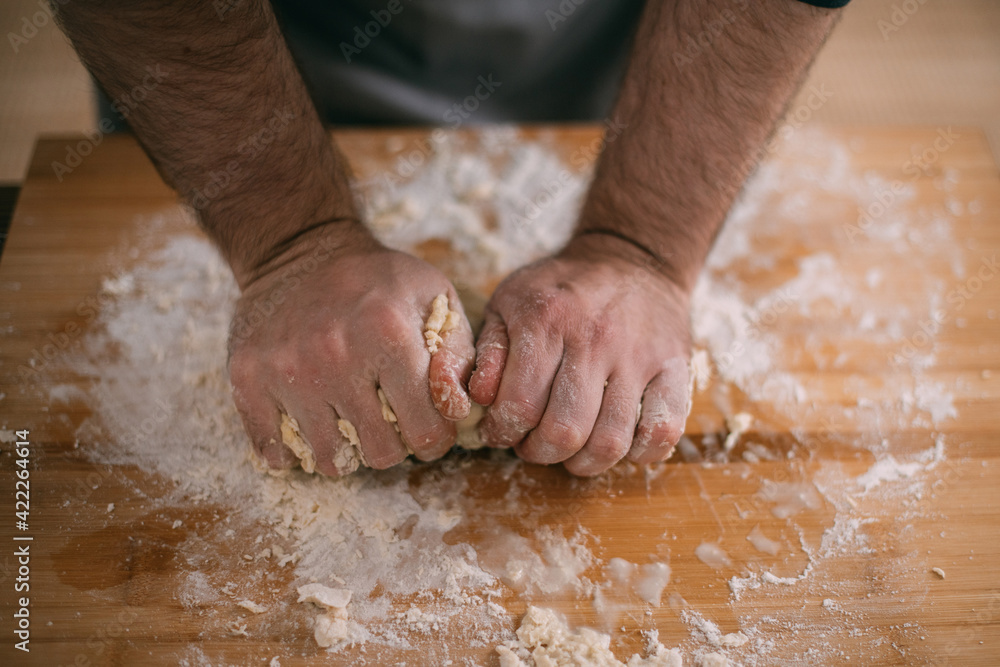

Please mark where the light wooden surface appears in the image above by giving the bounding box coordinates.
[0,127,998,665]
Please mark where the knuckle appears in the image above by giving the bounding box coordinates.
[538,418,587,453]
[409,424,455,459]
[269,346,298,382]
[494,398,545,433]
[576,315,614,349]
[587,433,630,463]
[318,328,350,364]
[635,417,683,452]
[374,306,414,344]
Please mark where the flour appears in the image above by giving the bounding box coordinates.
[745,525,781,556]
[497,606,683,667]
[694,543,732,570]
[50,127,971,664]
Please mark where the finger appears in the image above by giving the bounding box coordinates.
[517,353,603,465]
[283,400,354,477]
[230,376,297,470]
[629,358,690,464]
[428,294,475,421]
[478,325,562,449]
[335,386,410,470]
[380,372,456,462]
[564,373,642,476]
[469,310,508,406]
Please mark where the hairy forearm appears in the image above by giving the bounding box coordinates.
[57,0,360,288]
[577,0,841,291]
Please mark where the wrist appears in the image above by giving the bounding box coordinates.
[233,216,377,291]
[565,224,699,297]
[560,232,693,304]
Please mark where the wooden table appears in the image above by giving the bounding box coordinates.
[1,126,998,665]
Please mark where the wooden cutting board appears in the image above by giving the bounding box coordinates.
[0,126,998,666]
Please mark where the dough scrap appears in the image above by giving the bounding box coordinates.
[237,599,268,614]
[424,293,462,354]
[378,387,416,455]
[335,419,367,473]
[723,412,753,452]
[377,387,399,428]
[297,583,353,649]
[297,583,352,611]
[497,605,682,667]
[280,414,316,473]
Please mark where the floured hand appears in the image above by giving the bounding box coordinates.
[229,224,475,476]
[470,233,692,476]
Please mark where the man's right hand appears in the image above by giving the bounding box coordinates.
[228,222,475,476]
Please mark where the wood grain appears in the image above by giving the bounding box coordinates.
[0,126,998,665]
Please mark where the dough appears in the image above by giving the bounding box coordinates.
[297,583,353,649]
[280,414,316,473]
[723,412,753,452]
[335,419,366,473]
[497,606,682,667]
[378,387,417,455]
[424,293,462,354]
[455,402,486,450]
[377,387,399,429]
[279,412,367,475]
[297,583,352,609]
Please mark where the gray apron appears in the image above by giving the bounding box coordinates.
[272,0,644,124]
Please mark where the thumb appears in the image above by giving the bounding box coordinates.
[427,293,475,421]
[468,309,508,406]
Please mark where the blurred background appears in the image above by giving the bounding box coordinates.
[1,0,998,236]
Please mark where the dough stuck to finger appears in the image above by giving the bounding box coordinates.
[424,293,462,354]
[336,419,367,473]
[378,387,417,455]
[377,387,399,428]
[280,413,317,473]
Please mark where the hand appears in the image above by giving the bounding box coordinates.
[228,223,475,475]
[469,233,692,476]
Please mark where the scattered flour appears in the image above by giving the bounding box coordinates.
[745,525,781,556]
[694,543,732,570]
[497,606,683,667]
[51,127,967,664]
